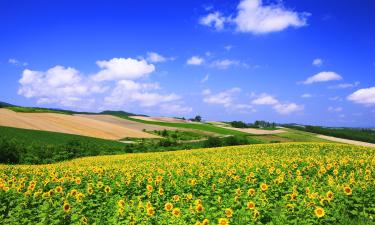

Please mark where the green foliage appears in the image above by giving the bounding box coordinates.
[151,130,206,141]
[0,126,125,164]
[230,121,251,128]
[285,125,375,143]
[6,106,74,114]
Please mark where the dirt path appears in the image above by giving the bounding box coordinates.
[316,135,375,147]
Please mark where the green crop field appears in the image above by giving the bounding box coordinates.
[118,116,249,136]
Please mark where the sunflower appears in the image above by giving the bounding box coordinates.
[63,202,71,213]
[326,191,334,201]
[343,186,352,195]
[118,199,125,208]
[173,195,180,202]
[314,207,325,218]
[147,207,155,216]
[247,201,255,210]
[81,216,88,224]
[104,186,111,193]
[218,218,229,225]
[225,208,233,218]
[195,203,204,212]
[55,186,63,193]
[172,208,181,217]
[248,188,255,196]
[146,185,153,192]
[202,219,209,225]
[70,189,78,196]
[165,202,173,211]
[260,183,268,191]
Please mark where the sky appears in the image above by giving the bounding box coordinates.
[1,0,375,127]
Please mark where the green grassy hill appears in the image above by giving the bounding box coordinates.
[0,126,125,164]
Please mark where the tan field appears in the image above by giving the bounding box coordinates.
[0,109,159,140]
[75,114,177,131]
[130,115,187,123]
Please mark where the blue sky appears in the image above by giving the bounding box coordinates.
[1,0,375,127]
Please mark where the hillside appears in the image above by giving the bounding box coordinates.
[0,126,125,164]
[0,108,158,140]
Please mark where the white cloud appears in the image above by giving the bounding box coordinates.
[202,87,241,107]
[251,93,303,114]
[160,103,192,115]
[9,58,28,66]
[93,58,155,81]
[199,12,226,30]
[187,56,204,65]
[251,94,279,105]
[312,58,323,66]
[347,87,375,106]
[273,103,304,115]
[303,71,342,84]
[328,81,360,89]
[18,58,188,111]
[301,93,313,98]
[234,0,308,34]
[201,74,209,83]
[328,106,343,112]
[200,0,309,35]
[146,52,167,63]
[18,66,107,109]
[104,80,179,107]
[211,59,240,69]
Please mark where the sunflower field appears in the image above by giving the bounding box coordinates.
[0,143,374,224]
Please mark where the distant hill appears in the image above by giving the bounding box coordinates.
[99,110,147,117]
[0,101,145,117]
[0,101,15,108]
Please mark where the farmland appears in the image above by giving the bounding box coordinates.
[0,109,158,140]
[0,143,373,224]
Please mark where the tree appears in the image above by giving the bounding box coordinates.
[191,115,202,122]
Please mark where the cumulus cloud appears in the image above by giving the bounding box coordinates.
[18,66,107,109]
[104,80,179,107]
[211,59,240,69]
[303,71,342,84]
[18,58,190,112]
[251,93,303,114]
[199,12,226,30]
[347,87,375,106]
[202,87,241,107]
[312,58,323,66]
[251,94,279,105]
[92,58,155,81]
[159,103,192,115]
[187,56,204,65]
[200,0,309,34]
[234,0,309,34]
[146,52,167,63]
[273,103,304,115]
